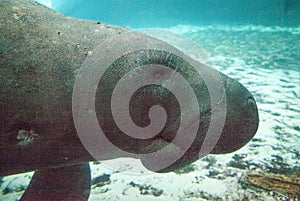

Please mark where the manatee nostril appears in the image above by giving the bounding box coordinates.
[246,96,259,130]
[247,96,257,110]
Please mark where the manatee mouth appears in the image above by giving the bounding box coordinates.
[143,137,180,152]
[140,137,186,172]
[139,113,206,172]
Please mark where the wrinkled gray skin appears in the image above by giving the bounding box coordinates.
[0,0,259,200]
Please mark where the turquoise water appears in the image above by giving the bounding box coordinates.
[38,0,300,27]
[1,1,299,200]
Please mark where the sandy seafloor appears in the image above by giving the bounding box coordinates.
[1,25,299,201]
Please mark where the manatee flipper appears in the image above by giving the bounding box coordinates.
[20,163,91,201]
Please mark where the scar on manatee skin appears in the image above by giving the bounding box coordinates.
[17,129,38,147]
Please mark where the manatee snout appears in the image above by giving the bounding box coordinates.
[211,76,259,154]
[143,71,259,173]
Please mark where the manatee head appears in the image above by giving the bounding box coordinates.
[82,31,260,173]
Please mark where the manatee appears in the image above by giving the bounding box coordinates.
[0,0,259,200]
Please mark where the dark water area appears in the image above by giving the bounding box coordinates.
[51,0,300,28]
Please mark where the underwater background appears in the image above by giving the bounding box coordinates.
[1,0,299,200]
[38,0,300,28]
